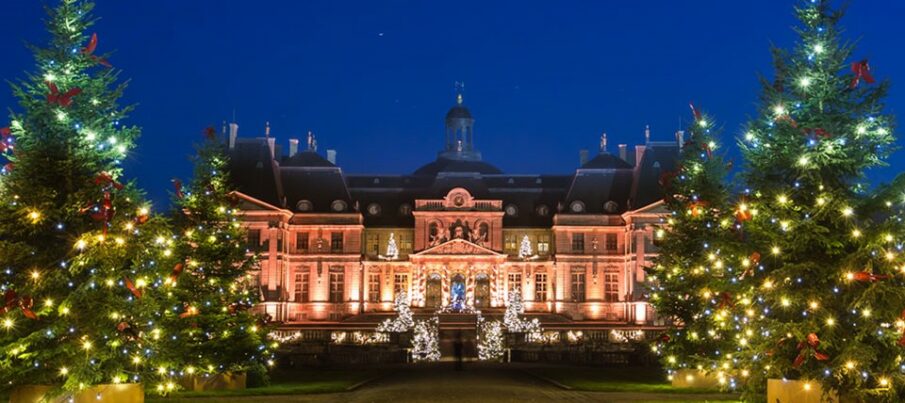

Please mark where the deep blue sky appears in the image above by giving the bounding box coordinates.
[2,1,904,206]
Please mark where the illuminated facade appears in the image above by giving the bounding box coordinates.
[228,94,682,330]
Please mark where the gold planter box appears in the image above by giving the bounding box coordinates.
[10,384,144,403]
[767,379,839,403]
[179,372,247,392]
[670,369,721,388]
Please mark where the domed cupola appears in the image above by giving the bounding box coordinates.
[440,84,480,161]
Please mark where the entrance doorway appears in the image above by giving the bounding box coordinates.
[474,274,490,309]
[450,274,466,310]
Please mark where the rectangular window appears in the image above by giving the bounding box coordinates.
[365,233,379,255]
[571,233,585,252]
[504,234,518,253]
[331,232,343,252]
[296,232,309,252]
[571,269,586,302]
[605,233,618,252]
[508,273,522,293]
[368,273,381,302]
[294,271,309,302]
[537,234,550,255]
[535,273,547,302]
[329,268,344,302]
[394,274,409,297]
[604,271,619,302]
[399,234,412,254]
[246,229,260,251]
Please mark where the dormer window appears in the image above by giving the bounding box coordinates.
[505,204,518,217]
[570,200,585,213]
[331,200,347,212]
[367,203,381,216]
[296,200,313,212]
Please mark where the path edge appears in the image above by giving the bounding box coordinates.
[521,369,573,390]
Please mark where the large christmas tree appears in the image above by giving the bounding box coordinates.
[155,132,273,388]
[647,107,742,385]
[0,0,173,394]
[731,0,905,400]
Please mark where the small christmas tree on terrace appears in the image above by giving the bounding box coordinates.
[517,235,533,259]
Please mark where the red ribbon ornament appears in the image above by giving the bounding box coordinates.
[94,172,124,190]
[46,81,81,108]
[775,114,798,128]
[689,102,702,121]
[716,292,733,309]
[793,333,829,368]
[0,127,9,138]
[0,289,37,320]
[802,127,831,139]
[124,277,142,299]
[82,33,111,68]
[735,209,752,223]
[849,271,889,282]
[850,59,876,89]
[689,200,709,217]
[172,178,184,199]
[170,262,185,283]
[204,126,217,140]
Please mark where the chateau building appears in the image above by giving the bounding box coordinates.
[228,93,682,330]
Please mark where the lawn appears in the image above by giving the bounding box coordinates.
[527,365,737,395]
[147,368,381,402]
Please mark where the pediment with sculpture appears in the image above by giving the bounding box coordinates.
[413,238,504,257]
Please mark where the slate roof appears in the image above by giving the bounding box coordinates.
[227,135,678,225]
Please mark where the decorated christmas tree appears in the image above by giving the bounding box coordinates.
[377,291,414,332]
[477,315,505,361]
[646,107,741,384]
[155,131,273,389]
[517,235,533,259]
[503,291,542,336]
[384,232,399,260]
[411,317,440,362]
[0,0,173,394]
[730,1,905,399]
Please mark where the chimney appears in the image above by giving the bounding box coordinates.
[326,149,337,165]
[579,149,589,166]
[228,123,239,149]
[289,139,299,157]
[675,130,685,149]
[267,137,275,159]
[635,145,647,168]
[618,144,628,162]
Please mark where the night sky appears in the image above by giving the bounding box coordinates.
[2,1,904,206]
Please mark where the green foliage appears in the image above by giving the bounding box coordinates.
[646,109,743,382]
[0,0,172,393]
[664,0,905,401]
[154,135,273,388]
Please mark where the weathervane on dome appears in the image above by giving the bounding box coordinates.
[454,81,465,105]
